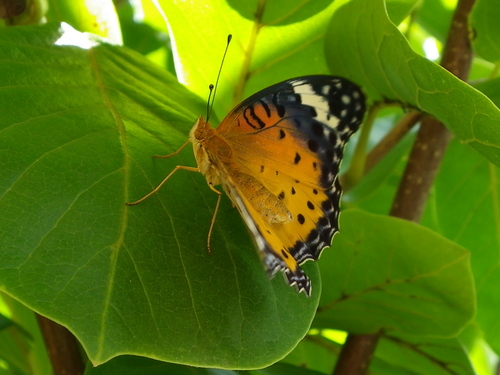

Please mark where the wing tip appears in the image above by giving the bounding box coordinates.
[283,268,312,297]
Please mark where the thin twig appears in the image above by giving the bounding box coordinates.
[364,111,422,174]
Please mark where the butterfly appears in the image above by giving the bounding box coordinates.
[128,75,365,296]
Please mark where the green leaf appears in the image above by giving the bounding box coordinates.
[116,2,166,56]
[375,333,476,375]
[415,0,454,43]
[85,356,238,374]
[45,0,122,44]
[284,330,476,375]
[422,138,500,355]
[246,362,327,375]
[471,0,500,63]
[314,210,475,337]
[385,0,421,26]
[281,332,343,373]
[85,356,325,375]
[326,0,500,167]
[0,313,13,330]
[157,0,343,119]
[474,76,500,106]
[0,23,319,368]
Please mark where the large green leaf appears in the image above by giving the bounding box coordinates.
[374,333,476,375]
[284,331,476,375]
[314,210,475,336]
[85,355,325,375]
[385,0,421,26]
[0,23,320,368]
[326,0,500,167]
[422,138,500,355]
[85,356,238,375]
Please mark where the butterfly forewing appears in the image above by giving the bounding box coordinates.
[212,75,365,295]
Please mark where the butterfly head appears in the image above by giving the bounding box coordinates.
[190,116,213,142]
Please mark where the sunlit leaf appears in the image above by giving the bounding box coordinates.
[326,0,500,167]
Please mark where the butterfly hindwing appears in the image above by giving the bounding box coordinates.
[223,180,312,294]
[213,75,365,295]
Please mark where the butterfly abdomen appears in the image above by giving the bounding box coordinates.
[230,172,293,224]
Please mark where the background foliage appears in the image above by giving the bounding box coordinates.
[0,0,499,374]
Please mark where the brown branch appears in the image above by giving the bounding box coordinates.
[334,0,476,373]
[333,333,381,375]
[36,314,84,375]
[389,116,453,219]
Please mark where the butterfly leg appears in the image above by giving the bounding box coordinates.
[153,139,191,159]
[126,165,200,205]
[206,182,222,254]
[127,139,196,205]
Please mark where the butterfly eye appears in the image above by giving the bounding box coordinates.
[192,118,212,141]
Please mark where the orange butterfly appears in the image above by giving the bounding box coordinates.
[128,75,365,296]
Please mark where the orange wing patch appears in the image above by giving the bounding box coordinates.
[197,76,365,295]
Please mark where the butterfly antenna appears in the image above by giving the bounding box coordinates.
[206,34,232,122]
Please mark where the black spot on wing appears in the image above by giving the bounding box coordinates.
[308,139,319,152]
[297,214,305,224]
